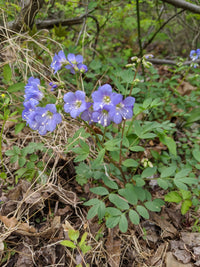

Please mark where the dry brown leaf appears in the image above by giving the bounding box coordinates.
[142,221,160,243]
[165,252,193,267]
[56,205,71,216]
[0,215,37,236]
[37,216,61,238]
[16,223,37,235]
[166,207,182,228]
[0,239,4,263]
[51,215,61,228]
[23,191,42,204]
[177,79,196,96]
[170,240,185,250]
[0,215,18,228]
[151,213,177,238]
[173,249,191,264]
[62,219,74,232]
[194,247,200,256]
[105,228,121,267]
[150,242,167,266]
[181,232,200,247]
[195,260,200,266]
[6,185,21,201]
[16,245,34,267]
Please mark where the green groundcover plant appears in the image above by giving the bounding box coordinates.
[4,47,200,233]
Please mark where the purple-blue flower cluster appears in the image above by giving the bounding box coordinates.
[63,84,135,127]
[51,51,88,74]
[22,77,62,135]
[190,49,200,61]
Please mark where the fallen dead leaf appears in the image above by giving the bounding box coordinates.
[194,247,200,256]
[0,239,4,263]
[177,79,196,96]
[16,222,37,235]
[0,215,37,236]
[56,205,71,216]
[23,191,42,204]
[165,252,193,267]
[181,232,200,247]
[173,249,191,264]
[142,221,160,243]
[0,215,18,228]
[195,259,200,266]
[150,242,168,266]
[105,227,121,267]
[62,219,74,232]
[150,213,177,238]
[166,207,182,228]
[16,245,34,267]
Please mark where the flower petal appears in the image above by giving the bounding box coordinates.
[64,92,76,103]
[67,53,76,63]
[123,96,135,106]
[75,55,83,64]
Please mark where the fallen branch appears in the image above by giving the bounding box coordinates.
[161,0,200,14]
[148,58,200,65]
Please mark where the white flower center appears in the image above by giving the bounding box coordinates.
[103,96,111,104]
[75,100,82,109]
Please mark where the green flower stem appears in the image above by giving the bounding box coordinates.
[102,126,107,143]
[80,73,85,92]
[129,61,141,96]
[136,0,145,79]
[76,73,80,90]
[119,120,126,166]
[0,119,6,171]
[81,120,126,182]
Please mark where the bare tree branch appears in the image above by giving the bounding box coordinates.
[142,9,184,50]
[161,0,200,14]
[35,13,89,30]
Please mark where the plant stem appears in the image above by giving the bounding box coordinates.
[129,61,141,96]
[0,119,6,171]
[119,120,126,166]
[136,0,145,79]
[81,120,126,182]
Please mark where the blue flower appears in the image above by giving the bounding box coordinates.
[30,104,62,135]
[65,53,88,74]
[49,82,58,91]
[144,54,154,59]
[22,98,39,124]
[64,90,87,118]
[24,77,43,101]
[92,84,117,111]
[190,49,200,61]
[77,63,88,73]
[81,102,93,123]
[91,107,113,127]
[51,51,67,74]
[109,95,135,124]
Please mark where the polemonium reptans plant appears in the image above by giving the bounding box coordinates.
[21,50,197,233]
